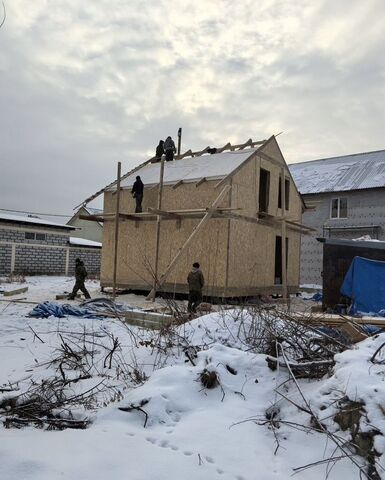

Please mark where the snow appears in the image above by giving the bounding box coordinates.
[352,235,382,242]
[289,149,385,194]
[108,148,259,189]
[69,237,102,247]
[0,213,75,230]
[1,276,385,479]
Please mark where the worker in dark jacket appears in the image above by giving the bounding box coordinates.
[68,258,91,300]
[164,136,176,162]
[155,140,164,162]
[187,262,204,313]
[132,175,144,213]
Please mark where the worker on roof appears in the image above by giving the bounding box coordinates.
[164,136,176,162]
[132,175,144,213]
[187,262,205,313]
[68,258,91,300]
[155,140,164,162]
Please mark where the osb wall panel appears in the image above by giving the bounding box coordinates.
[262,139,303,220]
[230,159,257,216]
[226,148,301,289]
[101,184,230,291]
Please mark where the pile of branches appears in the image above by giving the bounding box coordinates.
[177,305,351,379]
[0,327,142,430]
[260,308,350,378]
[0,378,100,430]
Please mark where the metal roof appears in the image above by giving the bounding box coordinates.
[0,213,75,230]
[318,237,385,250]
[289,149,385,195]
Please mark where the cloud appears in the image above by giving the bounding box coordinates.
[0,0,384,214]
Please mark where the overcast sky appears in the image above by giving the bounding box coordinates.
[1,0,385,215]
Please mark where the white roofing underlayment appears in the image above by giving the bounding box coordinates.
[0,213,75,229]
[289,149,385,195]
[69,237,102,247]
[107,148,259,190]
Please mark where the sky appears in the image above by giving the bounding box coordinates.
[1,0,385,216]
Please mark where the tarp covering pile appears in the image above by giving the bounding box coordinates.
[341,256,385,315]
[28,298,133,319]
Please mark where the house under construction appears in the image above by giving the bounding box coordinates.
[79,135,309,298]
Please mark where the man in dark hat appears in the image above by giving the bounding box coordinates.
[164,136,176,162]
[68,258,91,300]
[155,140,164,162]
[187,262,205,313]
[132,175,144,213]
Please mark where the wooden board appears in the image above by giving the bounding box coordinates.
[3,286,29,297]
[55,294,81,300]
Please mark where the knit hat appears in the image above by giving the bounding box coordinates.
[193,262,200,268]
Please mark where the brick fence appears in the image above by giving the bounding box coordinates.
[0,221,101,277]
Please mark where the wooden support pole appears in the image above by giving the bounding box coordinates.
[146,185,231,300]
[112,162,121,300]
[151,155,165,301]
[281,167,288,304]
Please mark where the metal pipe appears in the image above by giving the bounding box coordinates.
[177,127,182,155]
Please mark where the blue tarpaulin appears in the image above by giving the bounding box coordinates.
[28,298,133,319]
[341,256,385,315]
[28,302,104,318]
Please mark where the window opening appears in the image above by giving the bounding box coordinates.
[259,168,270,213]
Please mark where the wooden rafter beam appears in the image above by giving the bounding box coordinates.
[172,180,184,190]
[196,177,206,187]
[215,212,260,225]
[238,138,252,150]
[148,207,181,219]
[216,142,231,153]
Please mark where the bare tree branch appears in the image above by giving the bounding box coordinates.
[0,1,6,29]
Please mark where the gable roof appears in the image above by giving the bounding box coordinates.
[0,213,75,230]
[67,206,103,227]
[76,138,267,207]
[289,149,385,195]
[107,148,261,190]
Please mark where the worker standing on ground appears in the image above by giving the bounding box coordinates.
[187,262,205,313]
[164,136,176,161]
[155,140,164,162]
[132,175,144,213]
[68,258,91,300]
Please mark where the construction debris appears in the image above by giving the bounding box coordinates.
[3,286,28,297]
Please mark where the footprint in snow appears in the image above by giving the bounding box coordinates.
[205,456,214,464]
[125,432,135,437]
[146,437,157,444]
[183,451,194,456]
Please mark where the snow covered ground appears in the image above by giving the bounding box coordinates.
[0,276,384,479]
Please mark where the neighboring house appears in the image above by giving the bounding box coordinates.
[0,213,101,276]
[289,149,385,286]
[67,206,103,243]
[81,135,306,297]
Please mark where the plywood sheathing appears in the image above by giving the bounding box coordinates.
[101,182,231,294]
[226,139,301,292]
